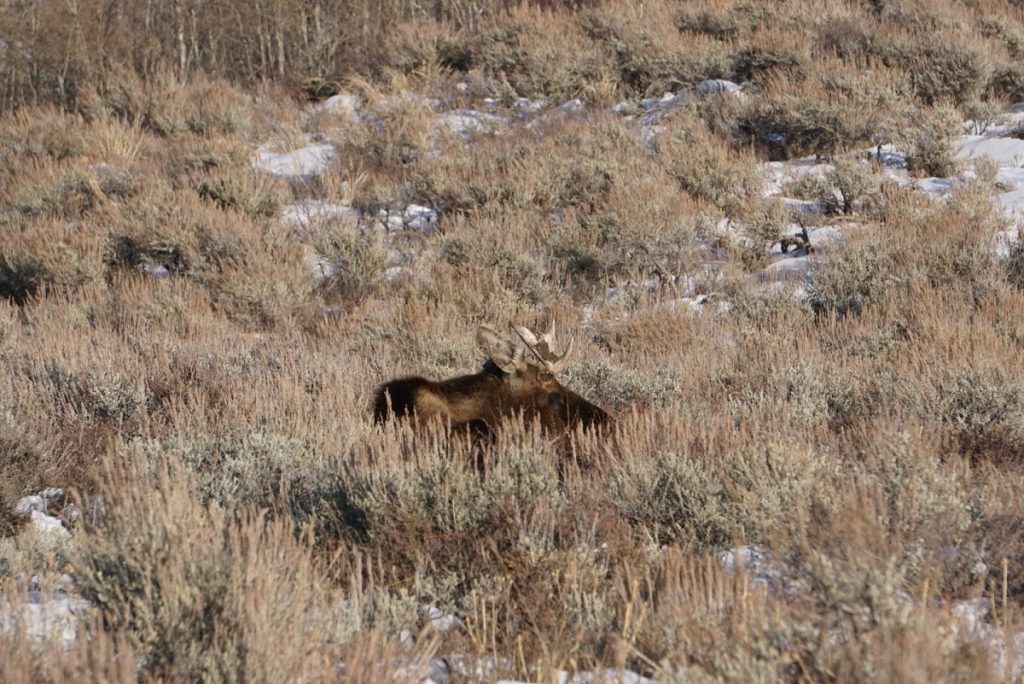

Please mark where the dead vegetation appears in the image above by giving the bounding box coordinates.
[2,0,1024,681]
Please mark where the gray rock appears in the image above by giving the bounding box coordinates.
[697,79,743,96]
[0,591,89,648]
[30,511,70,539]
[13,495,44,517]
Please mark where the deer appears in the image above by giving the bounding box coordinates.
[372,323,611,441]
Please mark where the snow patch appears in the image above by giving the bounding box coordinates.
[958,135,1024,166]
[377,204,438,234]
[282,200,359,234]
[697,79,743,96]
[0,592,88,648]
[254,140,335,178]
[436,109,507,138]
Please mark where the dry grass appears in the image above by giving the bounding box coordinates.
[3,0,1024,681]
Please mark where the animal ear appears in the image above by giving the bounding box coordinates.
[477,325,523,374]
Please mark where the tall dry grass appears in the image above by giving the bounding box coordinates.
[2,0,1024,680]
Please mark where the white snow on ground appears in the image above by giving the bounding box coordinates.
[697,79,744,96]
[950,120,1024,256]
[254,139,335,178]
[313,93,361,119]
[0,592,88,649]
[958,136,1024,166]
[400,654,656,684]
[377,204,439,234]
[950,598,1024,681]
[436,109,507,138]
[497,670,656,684]
[281,200,360,234]
[915,176,954,197]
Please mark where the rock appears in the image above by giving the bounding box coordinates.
[382,266,406,282]
[377,205,438,234]
[316,93,361,118]
[138,262,171,279]
[0,592,88,648]
[514,97,548,113]
[13,488,65,517]
[951,597,989,636]
[29,511,70,539]
[611,101,635,116]
[556,99,584,116]
[303,249,337,285]
[697,79,743,96]
[422,605,462,634]
[437,109,506,138]
[13,495,44,517]
[254,140,335,179]
[497,668,657,684]
[281,200,360,235]
[719,545,789,591]
[641,91,685,111]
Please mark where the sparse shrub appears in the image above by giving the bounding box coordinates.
[0,107,86,164]
[660,119,762,216]
[909,40,989,105]
[675,5,772,39]
[988,63,1024,101]
[105,195,247,277]
[76,456,347,681]
[345,439,558,538]
[815,12,873,60]
[827,158,879,214]
[80,67,253,138]
[0,221,104,303]
[735,199,787,270]
[314,224,387,302]
[564,358,683,412]
[962,98,1004,135]
[806,231,904,317]
[605,452,737,547]
[388,20,475,74]
[788,158,879,215]
[334,95,434,174]
[5,163,141,219]
[977,16,1024,59]
[934,367,1024,463]
[191,172,287,218]
[729,44,805,83]
[734,89,865,160]
[899,104,960,177]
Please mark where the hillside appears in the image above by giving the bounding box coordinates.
[4,1,1024,681]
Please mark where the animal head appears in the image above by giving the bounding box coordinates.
[476,323,610,432]
[373,323,612,438]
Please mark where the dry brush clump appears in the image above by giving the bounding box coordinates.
[4,3,1024,680]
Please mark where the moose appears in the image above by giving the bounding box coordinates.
[373,323,611,440]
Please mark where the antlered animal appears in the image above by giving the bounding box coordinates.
[373,323,611,437]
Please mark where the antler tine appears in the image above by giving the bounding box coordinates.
[541,319,556,347]
[549,334,575,374]
[511,324,547,365]
[511,324,539,345]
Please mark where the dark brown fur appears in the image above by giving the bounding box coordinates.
[373,361,611,437]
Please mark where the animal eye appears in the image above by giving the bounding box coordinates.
[539,371,552,381]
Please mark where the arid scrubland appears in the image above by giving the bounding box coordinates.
[5,0,1024,681]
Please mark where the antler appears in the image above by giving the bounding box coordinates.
[511,322,574,374]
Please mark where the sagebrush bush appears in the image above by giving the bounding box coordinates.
[806,231,905,317]
[659,117,762,216]
[191,172,288,218]
[76,456,351,681]
[3,2,1024,680]
[899,103,961,177]
[80,67,254,138]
